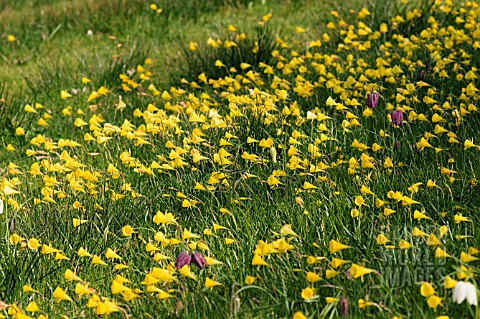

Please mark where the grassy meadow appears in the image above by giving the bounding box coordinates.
[0,0,480,318]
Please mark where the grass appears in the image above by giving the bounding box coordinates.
[0,0,480,318]
[0,0,333,93]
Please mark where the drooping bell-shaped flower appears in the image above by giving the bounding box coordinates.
[452,281,477,306]
[367,92,379,109]
[391,110,404,126]
[174,251,191,270]
[191,251,207,269]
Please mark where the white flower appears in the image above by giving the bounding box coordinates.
[452,281,477,306]
[0,199,3,214]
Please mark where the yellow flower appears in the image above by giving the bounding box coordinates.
[354,195,364,206]
[427,295,442,309]
[53,287,73,302]
[454,214,471,223]
[412,227,428,237]
[292,311,308,319]
[376,234,389,245]
[439,226,449,237]
[349,263,375,279]
[443,276,457,289]
[55,252,70,261]
[358,298,373,308]
[204,256,223,266]
[5,144,15,151]
[350,208,360,218]
[23,285,37,293]
[413,210,431,220]
[91,255,107,266]
[77,247,91,257]
[456,265,472,280]
[435,248,451,258]
[460,252,478,263]
[464,139,476,149]
[267,175,282,186]
[204,277,222,289]
[383,207,396,216]
[303,181,318,190]
[252,254,269,266]
[183,228,200,240]
[27,238,41,250]
[15,127,25,136]
[105,248,122,260]
[329,239,351,254]
[75,283,95,295]
[72,218,88,228]
[416,137,432,150]
[153,211,177,225]
[149,268,175,282]
[301,287,317,300]
[280,224,298,237]
[331,258,349,269]
[306,256,321,264]
[306,272,322,283]
[64,269,82,281]
[74,118,88,127]
[60,90,72,99]
[326,269,338,279]
[178,265,197,280]
[24,104,37,113]
[123,290,139,301]
[420,282,435,297]
[468,247,479,255]
[111,280,128,295]
[398,239,412,249]
[158,291,174,299]
[122,225,134,236]
[41,243,60,255]
[95,300,120,315]
[426,234,441,246]
[245,276,256,285]
[25,301,39,312]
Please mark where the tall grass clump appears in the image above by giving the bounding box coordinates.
[171,24,280,85]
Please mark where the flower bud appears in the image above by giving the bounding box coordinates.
[391,110,404,126]
[340,296,348,317]
[367,92,379,109]
[270,146,277,163]
[395,140,401,150]
[418,70,425,81]
[191,251,207,269]
[174,251,191,270]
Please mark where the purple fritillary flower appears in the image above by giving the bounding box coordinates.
[191,252,207,269]
[175,251,191,270]
[391,109,404,126]
[418,70,425,81]
[367,92,379,109]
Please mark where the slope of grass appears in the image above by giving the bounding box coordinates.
[0,0,479,319]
